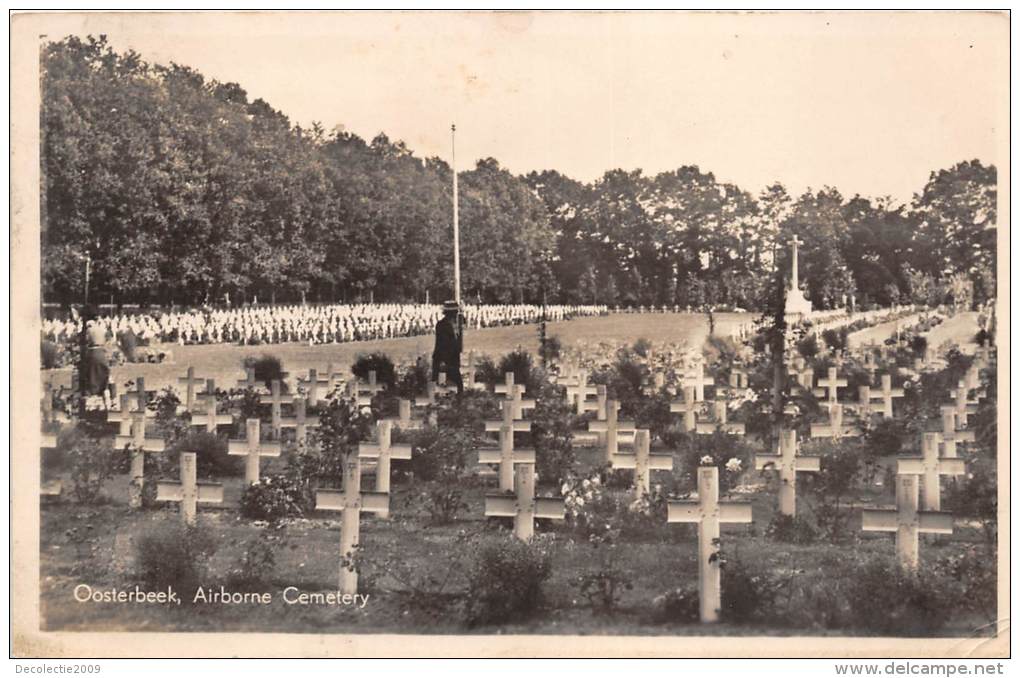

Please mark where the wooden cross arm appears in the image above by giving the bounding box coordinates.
[588,421,610,432]
[795,456,822,472]
[896,458,926,475]
[861,507,898,532]
[518,398,538,410]
[156,481,224,504]
[191,414,233,426]
[41,433,58,449]
[755,454,781,470]
[610,453,637,469]
[572,432,599,445]
[413,396,432,406]
[949,430,976,443]
[360,491,391,515]
[389,444,413,461]
[918,511,955,534]
[648,454,674,471]
[114,436,167,452]
[534,498,565,520]
[809,425,835,438]
[666,501,701,524]
[315,488,347,512]
[719,502,753,523]
[485,494,518,517]
[937,458,967,476]
[478,449,503,464]
[484,421,530,433]
[227,441,282,457]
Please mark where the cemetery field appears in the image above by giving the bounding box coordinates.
[42,312,755,393]
[40,443,993,637]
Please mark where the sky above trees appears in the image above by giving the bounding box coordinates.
[70,11,1007,204]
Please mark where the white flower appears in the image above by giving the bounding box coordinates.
[561,483,570,495]
[726,457,742,473]
[575,497,585,507]
[360,406,372,415]
[582,479,591,489]
[700,455,714,465]
[591,477,601,487]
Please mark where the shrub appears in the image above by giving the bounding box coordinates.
[632,337,653,357]
[720,553,788,623]
[531,381,577,486]
[172,431,239,478]
[463,537,552,627]
[572,566,633,614]
[135,520,217,600]
[243,354,288,390]
[351,352,396,388]
[396,358,431,400]
[821,328,848,352]
[803,441,871,543]
[764,514,818,545]
[298,392,375,486]
[239,474,306,522]
[407,426,479,483]
[225,526,287,590]
[797,334,819,359]
[472,354,501,389]
[496,349,538,394]
[650,586,700,624]
[65,429,117,504]
[863,417,910,458]
[843,555,963,635]
[403,480,472,525]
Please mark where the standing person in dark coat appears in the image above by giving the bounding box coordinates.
[432,300,464,394]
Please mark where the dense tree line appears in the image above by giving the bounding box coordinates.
[41,36,997,310]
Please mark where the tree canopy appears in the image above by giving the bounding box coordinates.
[41,36,997,310]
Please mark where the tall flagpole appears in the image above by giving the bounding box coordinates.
[451,123,461,304]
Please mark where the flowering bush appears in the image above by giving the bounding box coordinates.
[572,566,633,614]
[239,474,306,522]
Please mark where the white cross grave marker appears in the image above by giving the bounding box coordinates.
[280,397,320,444]
[114,413,167,508]
[484,463,565,540]
[260,380,294,438]
[940,407,975,458]
[589,399,637,464]
[228,419,282,484]
[177,367,205,412]
[358,420,412,511]
[670,386,701,432]
[812,367,847,405]
[315,454,390,594]
[896,432,966,511]
[156,452,224,525]
[810,404,861,440]
[861,474,954,569]
[667,466,753,622]
[612,429,673,496]
[695,400,745,436]
[755,429,819,516]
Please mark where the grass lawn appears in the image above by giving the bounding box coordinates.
[42,312,755,393]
